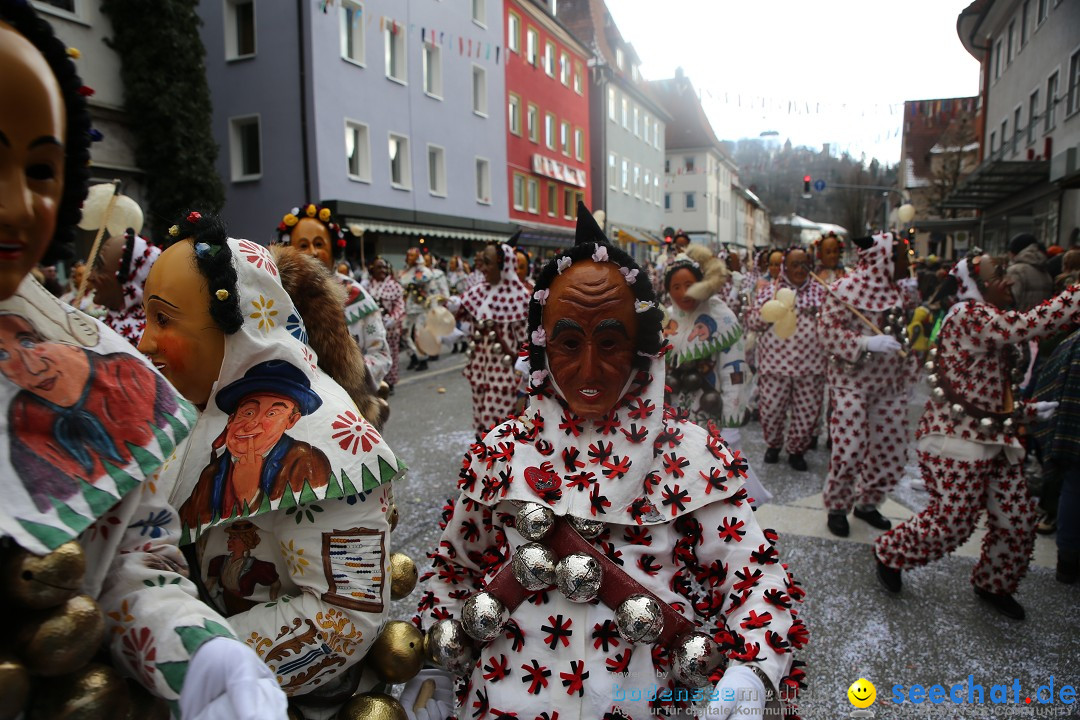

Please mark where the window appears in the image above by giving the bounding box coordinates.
[544,41,556,77]
[527,178,539,214]
[621,97,629,129]
[620,158,629,193]
[1046,71,1058,130]
[507,12,520,53]
[1029,90,1039,144]
[427,145,446,196]
[563,189,575,219]
[513,173,526,211]
[547,183,557,217]
[472,65,487,115]
[229,115,261,181]
[340,1,364,65]
[608,153,617,189]
[653,122,660,148]
[1000,119,1008,154]
[545,113,556,150]
[1012,107,1021,151]
[994,38,1003,79]
[574,128,584,161]
[384,22,406,82]
[508,94,522,136]
[423,44,442,97]
[1021,0,1030,46]
[608,88,617,121]
[664,158,670,173]
[476,157,491,204]
[615,47,624,69]
[685,192,696,210]
[35,0,78,13]
[573,62,583,94]
[633,106,639,137]
[642,115,650,144]
[1037,0,1048,24]
[527,103,539,142]
[560,121,570,155]
[526,27,538,65]
[1070,50,1080,116]
[1007,20,1015,62]
[560,52,570,85]
[388,133,410,188]
[664,193,671,210]
[653,175,660,203]
[643,170,651,201]
[225,0,256,60]
[684,155,695,173]
[633,164,641,197]
[990,130,997,153]
[345,120,370,182]
[471,0,485,26]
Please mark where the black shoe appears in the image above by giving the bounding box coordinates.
[406,354,419,370]
[876,559,902,594]
[450,343,459,354]
[414,360,429,372]
[430,355,440,362]
[788,453,807,471]
[763,447,780,464]
[974,587,1025,620]
[387,383,395,396]
[827,511,849,537]
[1057,550,1079,584]
[808,436,818,451]
[853,507,892,530]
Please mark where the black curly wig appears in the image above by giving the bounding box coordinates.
[526,203,665,391]
[1,0,93,264]
[662,255,704,291]
[167,210,243,334]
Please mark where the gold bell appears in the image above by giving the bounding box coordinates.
[28,662,130,720]
[124,679,169,720]
[389,553,418,600]
[337,692,408,720]
[388,505,400,532]
[17,594,105,676]
[366,621,425,684]
[0,654,29,720]
[2,541,85,609]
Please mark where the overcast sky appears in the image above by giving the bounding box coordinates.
[605,0,982,165]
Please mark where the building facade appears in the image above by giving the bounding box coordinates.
[199,0,513,265]
[503,0,590,255]
[556,0,669,262]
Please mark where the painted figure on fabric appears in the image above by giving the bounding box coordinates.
[874,253,1080,620]
[819,233,918,537]
[408,205,806,720]
[206,520,282,614]
[89,228,160,345]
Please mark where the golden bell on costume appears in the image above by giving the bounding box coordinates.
[366,621,424,684]
[0,654,29,720]
[16,594,104,676]
[388,553,417,600]
[2,541,86,610]
[27,663,129,720]
[337,692,408,720]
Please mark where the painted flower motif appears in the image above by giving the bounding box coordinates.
[635,300,654,313]
[107,599,134,635]
[238,239,279,277]
[533,289,550,305]
[120,627,157,686]
[556,257,572,274]
[130,509,172,539]
[331,410,382,454]
[302,346,318,372]
[620,267,639,284]
[286,313,308,344]
[250,295,278,332]
[591,244,609,263]
[531,327,547,347]
[280,539,310,576]
[530,369,549,387]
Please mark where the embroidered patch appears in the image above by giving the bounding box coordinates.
[524,463,562,504]
[320,528,385,612]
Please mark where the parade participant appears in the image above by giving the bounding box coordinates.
[457,240,531,436]
[278,203,391,388]
[819,233,918,537]
[749,248,826,471]
[447,254,472,295]
[367,256,406,393]
[87,228,160,346]
[58,259,103,315]
[426,250,451,300]
[515,247,534,291]
[141,210,404,715]
[814,232,846,284]
[409,205,807,720]
[401,247,435,371]
[0,5,285,716]
[1005,233,1053,312]
[875,253,1079,619]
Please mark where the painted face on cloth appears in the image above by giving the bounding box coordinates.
[543,261,638,420]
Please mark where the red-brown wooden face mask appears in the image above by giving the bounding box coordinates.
[542,260,638,420]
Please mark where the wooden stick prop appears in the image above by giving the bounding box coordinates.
[75,179,121,305]
[809,270,908,358]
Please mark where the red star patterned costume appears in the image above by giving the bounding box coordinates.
[459,243,531,436]
[819,233,918,514]
[367,272,406,387]
[875,258,1080,594]
[748,258,827,457]
[415,228,807,720]
[101,231,160,346]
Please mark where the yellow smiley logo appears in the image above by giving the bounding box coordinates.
[848,678,877,708]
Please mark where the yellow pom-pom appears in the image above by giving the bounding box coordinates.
[215,289,230,301]
[67,47,81,59]
[283,214,298,227]
[168,225,180,237]
[318,207,331,222]
[305,204,317,217]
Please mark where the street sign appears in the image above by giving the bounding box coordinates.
[813,179,826,192]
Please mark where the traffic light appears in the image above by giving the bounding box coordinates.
[663,226,675,244]
[803,175,811,194]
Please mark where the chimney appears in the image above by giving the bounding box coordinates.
[675,66,684,79]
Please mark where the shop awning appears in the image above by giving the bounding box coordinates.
[344,218,508,244]
[941,159,1049,209]
[514,222,576,249]
[616,227,661,247]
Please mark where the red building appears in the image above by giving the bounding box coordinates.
[504,0,590,249]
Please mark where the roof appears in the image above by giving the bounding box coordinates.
[941,159,1049,209]
[648,74,726,153]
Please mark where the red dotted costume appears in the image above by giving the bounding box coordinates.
[368,274,405,386]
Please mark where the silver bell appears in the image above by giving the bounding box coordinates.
[670,632,723,688]
[566,515,606,539]
[473,331,482,341]
[932,387,946,400]
[460,591,508,642]
[1003,417,1014,430]
[927,374,938,386]
[929,347,938,358]
[882,325,894,335]
[501,354,515,367]
[951,403,964,415]
[516,502,555,541]
[924,361,935,372]
[511,543,558,591]
[426,619,477,675]
[979,417,994,428]
[488,330,497,340]
[555,553,602,603]
[615,594,664,644]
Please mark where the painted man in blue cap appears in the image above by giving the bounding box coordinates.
[179,360,331,529]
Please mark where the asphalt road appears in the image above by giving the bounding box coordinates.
[381,353,1079,719]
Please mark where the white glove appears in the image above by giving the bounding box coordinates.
[863,334,902,353]
[179,637,288,720]
[444,296,462,314]
[898,277,918,291]
[706,665,767,719]
[401,668,456,720]
[720,427,741,450]
[1033,401,1059,421]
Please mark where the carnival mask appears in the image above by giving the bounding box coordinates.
[88,233,126,310]
[543,261,638,420]
[785,249,810,286]
[291,217,333,271]
[667,267,700,313]
[818,236,842,269]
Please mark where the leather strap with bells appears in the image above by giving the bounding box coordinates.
[485,516,697,646]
